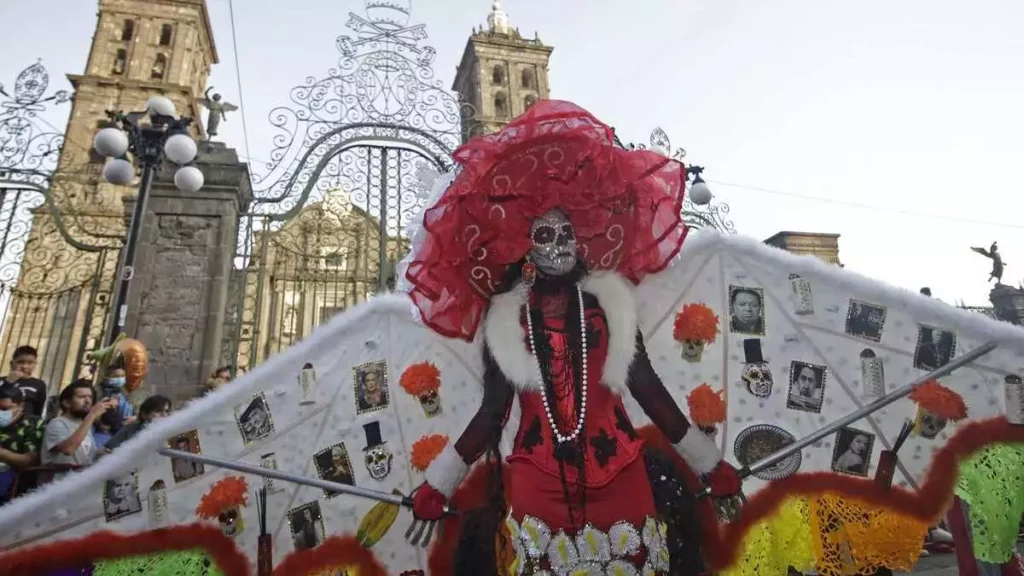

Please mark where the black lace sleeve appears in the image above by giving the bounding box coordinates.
[626,330,693,444]
[452,345,516,465]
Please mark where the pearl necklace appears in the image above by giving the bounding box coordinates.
[524,284,588,444]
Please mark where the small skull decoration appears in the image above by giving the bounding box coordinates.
[418,389,443,418]
[916,410,948,439]
[742,363,774,398]
[680,340,705,363]
[218,507,244,538]
[740,339,773,397]
[362,421,393,481]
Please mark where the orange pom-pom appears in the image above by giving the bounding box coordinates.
[687,383,727,427]
[196,476,249,520]
[909,379,968,421]
[400,362,441,396]
[410,434,449,472]
[673,303,720,344]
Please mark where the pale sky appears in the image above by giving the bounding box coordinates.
[3,0,1024,307]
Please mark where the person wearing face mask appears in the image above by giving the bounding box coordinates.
[99,364,135,426]
[0,385,44,503]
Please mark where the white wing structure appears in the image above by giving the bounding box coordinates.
[1,230,1022,575]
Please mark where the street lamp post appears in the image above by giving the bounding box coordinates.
[93,96,204,345]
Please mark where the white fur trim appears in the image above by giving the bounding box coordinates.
[424,443,469,498]
[483,272,638,395]
[674,427,722,475]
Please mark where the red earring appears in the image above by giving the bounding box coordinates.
[522,256,537,288]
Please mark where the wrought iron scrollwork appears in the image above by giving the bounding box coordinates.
[230,1,467,369]
[0,61,118,387]
[613,126,736,234]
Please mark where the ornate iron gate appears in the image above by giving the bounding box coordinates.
[227,8,465,370]
[0,62,120,387]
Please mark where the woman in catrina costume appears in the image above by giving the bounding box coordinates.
[403,100,741,575]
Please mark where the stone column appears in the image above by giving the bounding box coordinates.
[122,142,252,404]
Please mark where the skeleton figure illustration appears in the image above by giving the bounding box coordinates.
[403,101,742,575]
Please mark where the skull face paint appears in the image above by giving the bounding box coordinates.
[529,209,578,276]
[363,445,393,480]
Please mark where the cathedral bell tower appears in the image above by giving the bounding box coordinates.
[452,1,553,141]
[62,0,218,209]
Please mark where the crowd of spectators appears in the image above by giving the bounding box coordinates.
[0,345,172,505]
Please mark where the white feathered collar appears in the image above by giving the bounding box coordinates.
[482,271,638,396]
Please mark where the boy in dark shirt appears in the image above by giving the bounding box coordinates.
[0,346,49,418]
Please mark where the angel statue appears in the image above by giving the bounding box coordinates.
[971,242,1005,284]
[198,87,238,138]
[404,100,741,575]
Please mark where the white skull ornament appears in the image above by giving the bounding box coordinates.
[362,421,393,481]
[742,363,774,398]
[363,445,393,480]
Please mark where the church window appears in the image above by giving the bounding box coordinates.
[151,53,167,80]
[494,92,509,119]
[492,64,505,85]
[521,68,535,90]
[159,24,174,46]
[112,49,127,75]
[524,94,537,109]
[120,19,135,41]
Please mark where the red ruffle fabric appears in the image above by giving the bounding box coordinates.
[405,100,689,341]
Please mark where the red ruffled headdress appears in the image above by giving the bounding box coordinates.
[405,100,689,341]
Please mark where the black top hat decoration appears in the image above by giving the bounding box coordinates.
[362,421,392,481]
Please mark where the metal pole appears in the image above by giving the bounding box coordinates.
[743,340,999,479]
[106,162,155,346]
[159,447,421,509]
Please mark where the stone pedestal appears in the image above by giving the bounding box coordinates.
[989,283,1024,327]
[122,142,252,404]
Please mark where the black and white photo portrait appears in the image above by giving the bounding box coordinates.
[786,361,827,413]
[729,285,765,336]
[314,442,355,498]
[103,471,142,521]
[844,300,887,342]
[913,325,956,371]
[234,393,274,445]
[168,429,204,483]
[288,501,326,551]
[354,360,390,414]
[830,427,875,477]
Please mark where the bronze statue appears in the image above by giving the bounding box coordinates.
[198,87,238,138]
[971,242,1005,284]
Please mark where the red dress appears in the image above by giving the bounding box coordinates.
[447,287,699,574]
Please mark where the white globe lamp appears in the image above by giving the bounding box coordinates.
[145,96,176,118]
[164,134,197,165]
[103,158,135,185]
[689,178,713,206]
[93,128,129,158]
[174,166,204,193]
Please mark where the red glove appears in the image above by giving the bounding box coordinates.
[412,483,448,521]
[704,461,742,498]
